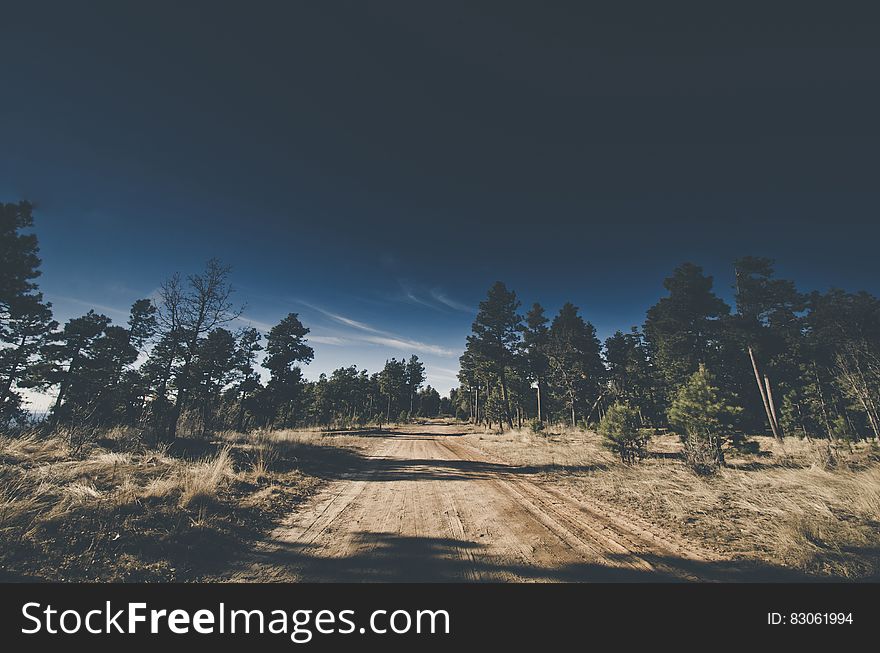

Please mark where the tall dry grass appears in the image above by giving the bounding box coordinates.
[0,425,363,580]
[463,426,880,578]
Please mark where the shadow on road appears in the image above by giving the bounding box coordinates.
[285,431,607,481]
[243,530,823,583]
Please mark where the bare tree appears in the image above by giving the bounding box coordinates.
[156,259,243,440]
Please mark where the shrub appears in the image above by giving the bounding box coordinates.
[529,419,545,434]
[598,402,649,464]
[668,364,743,474]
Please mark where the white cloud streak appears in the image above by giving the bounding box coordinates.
[45,294,130,319]
[430,289,475,313]
[361,336,457,357]
[292,300,458,358]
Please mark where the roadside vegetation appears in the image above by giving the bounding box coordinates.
[451,258,880,579]
[464,425,880,579]
[0,425,378,581]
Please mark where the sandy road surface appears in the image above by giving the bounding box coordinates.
[227,422,716,581]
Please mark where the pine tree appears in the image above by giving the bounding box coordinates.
[598,402,648,464]
[264,313,314,427]
[0,201,42,321]
[547,302,604,427]
[378,358,407,422]
[604,328,659,425]
[467,282,523,429]
[404,355,426,417]
[228,327,263,432]
[668,364,743,473]
[522,303,550,423]
[417,385,441,417]
[43,310,111,425]
[0,293,57,422]
[0,201,56,424]
[644,263,729,402]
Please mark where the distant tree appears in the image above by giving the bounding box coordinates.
[732,256,805,438]
[604,328,660,425]
[466,282,523,429]
[598,402,648,464]
[440,390,454,417]
[668,364,743,473]
[141,330,184,427]
[547,302,604,427]
[154,260,243,439]
[404,354,426,417]
[80,324,140,423]
[323,366,369,426]
[264,313,314,427]
[127,299,158,352]
[458,346,491,425]
[379,358,407,422]
[417,385,441,417]
[226,327,263,432]
[42,310,111,424]
[189,328,238,434]
[0,201,42,322]
[806,289,880,440]
[0,293,57,422]
[522,303,550,423]
[86,300,157,425]
[643,263,729,403]
[0,201,56,424]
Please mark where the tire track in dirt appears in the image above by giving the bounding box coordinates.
[438,437,714,580]
[227,422,714,582]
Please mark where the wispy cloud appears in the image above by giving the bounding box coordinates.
[292,299,458,357]
[430,289,475,313]
[45,294,130,319]
[309,335,350,346]
[398,281,441,311]
[362,336,457,357]
[395,281,475,314]
[296,301,385,334]
[234,315,274,332]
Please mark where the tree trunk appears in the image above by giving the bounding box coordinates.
[0,335,27,407]
[536,382,542,423]
[474,386,479,425]
[764,375,781,436]
[499,366,513,429]
[749,346,780,438]
[52,349,84,426]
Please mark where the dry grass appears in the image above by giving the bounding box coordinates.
[463,425,880,579]
[0,426,374,581]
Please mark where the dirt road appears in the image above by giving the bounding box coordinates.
[228,422,715,582]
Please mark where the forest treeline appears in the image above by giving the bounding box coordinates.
[454,261,880,460]
[0,201,444,440]
[4,200,880,458]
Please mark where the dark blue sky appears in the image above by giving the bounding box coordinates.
[3,3,880,396]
